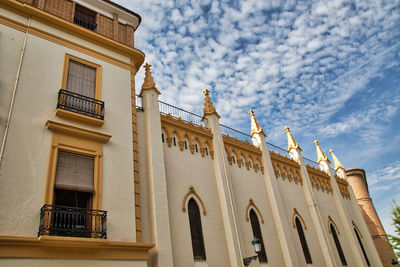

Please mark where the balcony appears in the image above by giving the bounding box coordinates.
[56,89,105,126]
[38,204,107,239]
[74,16,97,31]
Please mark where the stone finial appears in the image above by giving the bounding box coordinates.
[329,149,345,171]
[202,89,220,118]
[314,140,330,164]
[284,126,301,152]
[249,110,265,138]
[141,63,160,95]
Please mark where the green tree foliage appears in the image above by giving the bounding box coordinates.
[388,200,400,259]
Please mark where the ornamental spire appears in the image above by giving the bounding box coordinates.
[329,149,345,172]
[313,140,330,164]
[202,89,220,118]
[141,63,160,94]
[249,110,265,138]
[284,126,301,152]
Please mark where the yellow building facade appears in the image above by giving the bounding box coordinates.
[0,0,393,266]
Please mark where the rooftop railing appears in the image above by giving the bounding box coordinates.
[159,100,207,127]
[220,124,252,144]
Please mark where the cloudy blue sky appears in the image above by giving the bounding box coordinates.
[116,0,400,236]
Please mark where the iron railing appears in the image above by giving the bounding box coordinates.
[159,100,206,127]
[220,124,252,144]
[303,157,321,169]
[38,204,107,239]
[73,16,97,31]
[57,89,104,120]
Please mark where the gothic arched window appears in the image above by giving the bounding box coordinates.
[295,217,312,264]
[188,198,206,260]
[249,209,267,262]
[330,224,347,265]
[354,227,370,266]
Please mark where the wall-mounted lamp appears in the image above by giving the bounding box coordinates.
[243,237,261,266]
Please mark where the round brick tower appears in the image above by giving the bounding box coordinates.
[346,168,396,266]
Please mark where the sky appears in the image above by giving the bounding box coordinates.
[115,0,400,237]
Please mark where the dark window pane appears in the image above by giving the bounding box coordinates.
[354,228,370,266]
[249,209,268,262]
[296,217,312,264]
[331,224,347,265]
[188,198,206,260]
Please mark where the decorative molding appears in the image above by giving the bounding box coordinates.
[328,216,340,235]
[223,135,264,174]
[161,114,214,159]
[270,151,302,184]
[46,120,111,143]
[0,1,144,71]
[245,198,264,224]
[55,109,105,126]
[352,221,363,238]
[0,235,154,260]
[292,208,307,230]
[306,165,333,194]
[335,175,351,200]
[182,186,206,216]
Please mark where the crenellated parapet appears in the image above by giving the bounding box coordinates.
[223,135,264,173]
[335,175,351,200]
[161,113,214,159]
[306,165,333,194]
[270,151,302,184]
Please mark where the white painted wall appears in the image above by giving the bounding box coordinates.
[0,259,147,267]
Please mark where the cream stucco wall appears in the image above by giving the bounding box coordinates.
[0,259,147,267]
[162,135,231,267]
[0,17,137,241]
[313,189,358,266]
[275,177,325,267]
[228,162,285,266]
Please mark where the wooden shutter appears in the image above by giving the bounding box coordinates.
[55,151,94,192]
[67,60,96,98]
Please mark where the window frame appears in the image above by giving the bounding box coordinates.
[44,121,111,211]
[61,54,102,100]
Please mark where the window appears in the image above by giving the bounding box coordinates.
[249,209,268,262]
[173,137,176,146]
[232,155,236,164]
[188,198,206,260]
[57,54,103,124]
[184,140,188,150]
[295,217,312,264]
[354,228,370,266]
[161,133,165,143]
[330,224,347,265]
[195,144,198,153]
[74,4,97,31]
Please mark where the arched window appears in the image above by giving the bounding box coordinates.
[330,224,347,265]
[188,198,206,260]
[354,228,370,266]
[295,217,312,264]
[249,209,267,262]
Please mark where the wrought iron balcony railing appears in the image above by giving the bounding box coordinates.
[73,16,97,31]
[57,89,104,120]
[38,204,107,239]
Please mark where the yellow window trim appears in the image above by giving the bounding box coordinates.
[44,120,111,210]
[245,198,264,224]
[55,109,104,126]
[0,235,154,260]
[62,53,102,99]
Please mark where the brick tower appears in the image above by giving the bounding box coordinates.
[346,168,397,266]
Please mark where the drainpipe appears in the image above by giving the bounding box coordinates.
[0,18,31,167]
